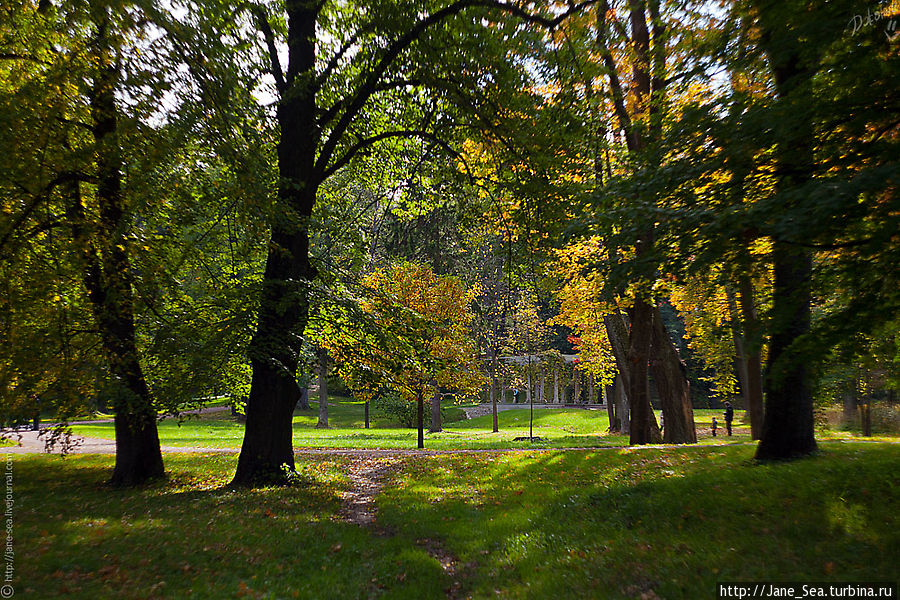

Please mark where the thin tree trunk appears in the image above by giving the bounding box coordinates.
[649,305,696,443]
[726,287,751,401]
[417,389,425,449]
[82,21,163,486]
[615,373,630,435]
[842,381,857,427]
[605,384,616,430]
[430,386,442,433]
[365,399,369,429]
[317,346,329,428]
[861,399,872,437]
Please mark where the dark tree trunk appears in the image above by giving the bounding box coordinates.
[297,387,310,411]
[649,306,696,443]
[627,298,661,444]
[491,374,499,433]
[417,390,425,449]
[756,244,816,459]
[615,374,630,435]
[232,5,319,486]
[754,15,817,460]
[429,387,442,433]
[365,399,370,429]
[738,277,764,440]
[861,400,872,437]
[841,383,857,427]
[317,346,329,428]
[604,311,632,392]
[83,17,163,486]
[605,384,617,431]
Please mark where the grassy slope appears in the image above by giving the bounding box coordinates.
[12,443,899,599]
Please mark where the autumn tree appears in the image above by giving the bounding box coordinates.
[325,261,483,448]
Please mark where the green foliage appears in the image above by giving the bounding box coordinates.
[375,391,444,429]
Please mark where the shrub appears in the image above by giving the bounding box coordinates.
[375,392,448,429]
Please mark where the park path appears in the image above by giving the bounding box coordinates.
[334,454,470,599]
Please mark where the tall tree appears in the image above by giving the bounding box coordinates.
[230,0,593,485]
[0,0,176,484]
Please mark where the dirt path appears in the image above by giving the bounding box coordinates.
[335,455,470,599]
[337,456,403,526]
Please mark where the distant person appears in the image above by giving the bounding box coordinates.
[723,401,734,436]
[513,389,519,404]
[659,412,664,434]
[712,417,718,437]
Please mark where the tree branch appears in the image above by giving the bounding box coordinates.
[0,172,95,257]
[251,5,286,93]
[323,129,461,179]
[315,0,599,178]
[597,1,634,148]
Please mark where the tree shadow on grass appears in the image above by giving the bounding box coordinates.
[14,454,453,599]
[377,444,900,599]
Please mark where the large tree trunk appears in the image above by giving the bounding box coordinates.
[430,387,442,433]
[627,299,661,444]
[232,6,318,486]
[754,12,817,460]
[649,305,696,443]
[756,243,816,459]
[317,346,329,428]
[83,19,163,486]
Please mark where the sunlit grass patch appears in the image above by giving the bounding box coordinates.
[378,443,900,599]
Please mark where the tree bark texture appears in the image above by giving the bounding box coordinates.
[627,298,661,444]
[605,384,617,430]
[756,243,816,459]
[233,6,318,486]
[649,306,696,443]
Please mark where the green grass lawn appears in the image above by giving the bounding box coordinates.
[11,443,899,599]
[70,401,896,450]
